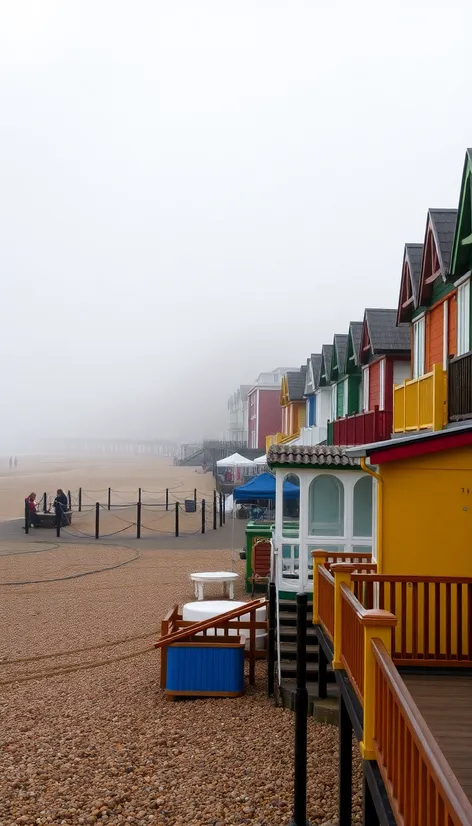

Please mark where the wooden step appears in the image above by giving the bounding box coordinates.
[278,598,313,611]
[279,680,339,720]
[280,661,335,681]
[279,626,318,643]
[278,642,319,662]
[279,610,313,627]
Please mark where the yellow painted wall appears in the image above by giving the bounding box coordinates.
[379,446,472,576]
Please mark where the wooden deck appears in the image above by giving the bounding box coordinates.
[402,673,472,804]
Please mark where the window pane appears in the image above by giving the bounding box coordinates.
[353,476,373,537]
[309,475,344,535]
[282,474,300,537]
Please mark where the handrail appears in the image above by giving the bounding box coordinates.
[155,597,267,647]
[372,638,472,825]
[317,565,335,640]
[350,573,472,584]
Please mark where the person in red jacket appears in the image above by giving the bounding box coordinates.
[25,492,38,528]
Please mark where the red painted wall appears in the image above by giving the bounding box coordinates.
[369,360,381,409]
[257,389,282,450]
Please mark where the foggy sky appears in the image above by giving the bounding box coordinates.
[1,0,472,448]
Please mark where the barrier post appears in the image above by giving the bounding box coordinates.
[107,487,111,511]
[67,490,72,511]
[213,490,217,530]
[201,499,206,534]
[222,494,226,524]
[194,488,197,507]
[268,582,276,697]
[136,500,141,539]
[138,487,142,506]
[55,501,61,538]
[78,487,82,512]
[219,493,223,527]
[43,492,47,513]
[166,488,169,511]
[287,592,309,826]
[95,502,100,539]
[24,499,29,534]
[175,501,179,537]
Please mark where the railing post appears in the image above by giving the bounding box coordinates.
[43,492,47,513]
[222,494,226,524]
[311,550,328,623]
[67,490,72,511]
[359,609,397,760]
[165,488,169,511]
[136,500,141,539]
[219,493,223,527]
[432,362,445,430]
[201,499,205,534]
[268,582,276,697]
[213,490,217,530]
[78,487,82,512]
[287,592,309,826]
[55,501,61,538]
[107,487,111,511]
[194,487,197,508]
[175,501,179,537]
[24,499,29,534]
[332,564,354,670]
[95,502,100,540]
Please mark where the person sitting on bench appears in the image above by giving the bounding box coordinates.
[54,489,69,526]
[25,493,38,527]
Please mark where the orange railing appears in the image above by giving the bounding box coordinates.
[350,574,472,665]
[317,565,335,640]
[340,583,365,701]
[372,638,472,825]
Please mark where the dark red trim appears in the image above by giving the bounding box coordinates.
[370,430,472,465]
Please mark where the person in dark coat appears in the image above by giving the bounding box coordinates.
[54,489,69,526]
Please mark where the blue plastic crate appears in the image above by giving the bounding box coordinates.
[165,640,245,698]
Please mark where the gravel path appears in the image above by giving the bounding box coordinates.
[1,545,362,825]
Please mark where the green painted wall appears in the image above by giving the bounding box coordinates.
[336,381,344,418]
[347,375,361,414]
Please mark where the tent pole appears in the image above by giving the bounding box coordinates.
[231,502,235,572]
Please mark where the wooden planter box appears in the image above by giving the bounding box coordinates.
[165,636,245,699]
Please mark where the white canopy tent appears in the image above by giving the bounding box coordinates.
[216,452,255,467]
[253,455,268,464]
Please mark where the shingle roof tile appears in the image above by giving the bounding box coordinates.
[429,208,457,275]
[268,444,360,467]
[365,308,410,354]
[405,243,423,300]
[286,366,307,401]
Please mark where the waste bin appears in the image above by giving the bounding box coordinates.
[185,499,196,513]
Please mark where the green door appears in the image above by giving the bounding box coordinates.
[336,381,344,418]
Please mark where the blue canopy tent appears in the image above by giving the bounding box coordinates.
[233,472,299,502]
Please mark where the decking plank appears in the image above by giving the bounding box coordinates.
[402,673,472,803]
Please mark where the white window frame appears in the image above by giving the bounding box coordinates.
[443,299,449,370]
[457,279,470,356]
[413,316,425,379]
[379,359,385,410]
[331,384,337,421]
[343,377,349,416]
[362,366,369,412]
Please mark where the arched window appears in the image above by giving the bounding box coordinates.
[309,475,344,536]
[353,476,373,538]
[282,473,300,537]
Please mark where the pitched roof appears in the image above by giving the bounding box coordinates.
[364,309,411,355]
[346,321,363,370]
[405,243,423,299]
[267,444,359,467]
[304,354,322,396]
[320,344,333,385]
[451,150,472,278]
[332,334,348,379]
[286,366,307,401]
[429,209,457,276]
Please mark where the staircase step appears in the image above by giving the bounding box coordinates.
[279,680,339,720]
[279,610,313,626]
[279,642,319,662]
[280,661,335,681]
[279,626,318,643]
[278,598,313,611]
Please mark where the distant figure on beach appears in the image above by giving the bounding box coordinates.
[25,492,38,528]
[9,457,12,470]
[54,489,69,526]
[14,456,18,469]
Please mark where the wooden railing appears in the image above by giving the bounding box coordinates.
[350,574,472,665]
[393,362,446,432]
[329,407,392,447]
[373,639,472,826]
[317,566,335,640]
[448,350,472,422]
[340,583,365,701]
[156,598,268,687]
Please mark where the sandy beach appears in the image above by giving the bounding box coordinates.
[0,456,215,522]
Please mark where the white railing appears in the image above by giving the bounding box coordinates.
[271,539,282,691]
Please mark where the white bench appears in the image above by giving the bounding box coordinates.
[190,571,239,601]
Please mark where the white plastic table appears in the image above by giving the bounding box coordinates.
[190,571,239,601]
[182,600,266,649]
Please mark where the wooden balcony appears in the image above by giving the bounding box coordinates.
[328,407,392,446]
[393,362,447,433]
[312,555,472,824]
[448,350,472,422]
[265,431,300,451]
